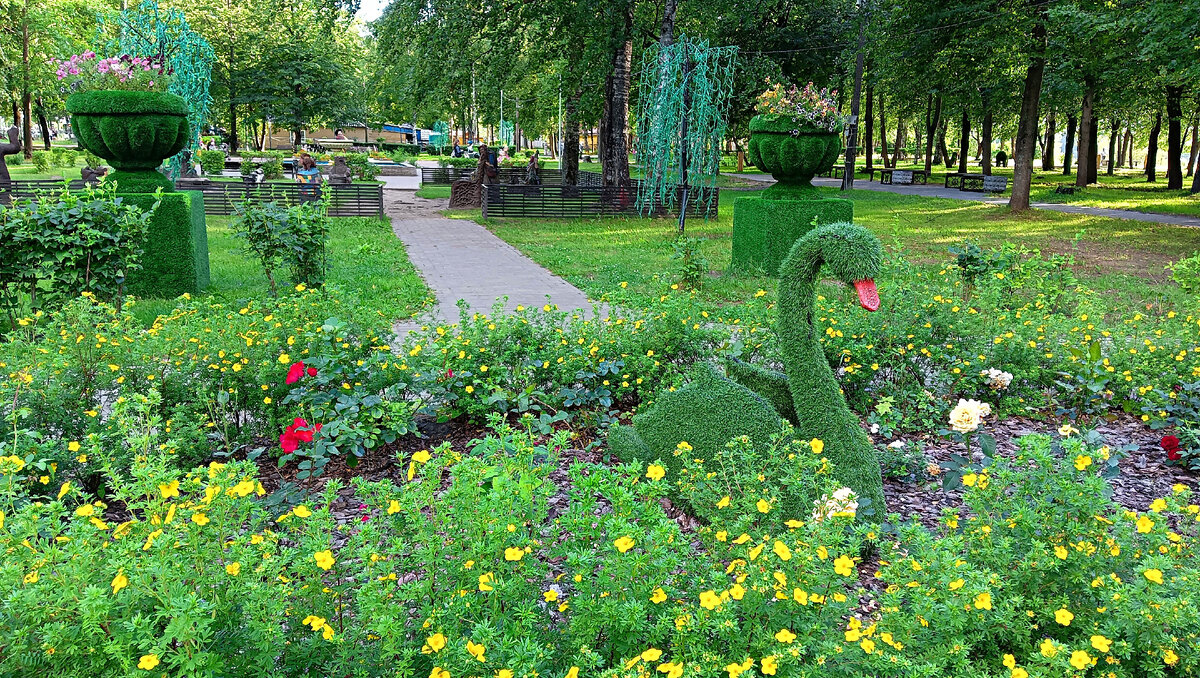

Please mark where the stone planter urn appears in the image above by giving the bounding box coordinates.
[747,114,842,200]
[67,90,190,193]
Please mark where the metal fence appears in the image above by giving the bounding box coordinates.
[482,182,718,219]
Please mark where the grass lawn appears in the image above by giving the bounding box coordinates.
[4,162,84,181]
[466,187,1200,308]
[416,185,451,199]
[129,215,431,326]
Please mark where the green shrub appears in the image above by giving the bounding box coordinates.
[0,184,154,318]
[196,149,225,175]
[4,153,21,166]
[30,150,52,172]
[1166,251,1200,292]
[231,196,330,295]
[82,150,104,169]
[341,152,378,180]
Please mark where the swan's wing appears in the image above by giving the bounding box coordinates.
[724,357,797,425]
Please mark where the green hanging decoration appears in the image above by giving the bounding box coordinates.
[498,120,514,148]
[634,36,737,225]
[103,0,214,180]
[431,121,450,152]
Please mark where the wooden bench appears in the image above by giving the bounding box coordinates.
[880,168,928,185]
[816,166,845,179]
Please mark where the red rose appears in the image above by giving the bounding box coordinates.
[280,431,300,453]
[306,366,318,377]
[1168,448,1183,461]
[1162,435,1181,451]
[279,418,321,452]
[285,361,306,385]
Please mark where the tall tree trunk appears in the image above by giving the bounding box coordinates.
[1106,118,1118,175]
[893,120,905,166]
[34,99,50,151]
[1165,85,1184,189]
[981,108,993,174]
[20,0,32,159]
[659,0,678,45]
[878,92,890,168]
[1146,110,1162,182]
[1010,8,1047,210]
[864,85,874,171]
[924,94,941,174]
[1042,110,1056,171]
[229,103,239,153]
[1075,82,1095,187]
[1123,128,1133,167]
[958,108,970,173]
[563,94,581,186]
[1116,126,1126,169]
[1087,112,1099,184]
[1187,115,1199,177]
[1062,114,1076,176]
[599,7,633,187]
[939,122,952,167]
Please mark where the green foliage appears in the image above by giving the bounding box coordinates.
[0,184,154,319]
[747,115,842,193]
[4,154,22,166]
[82,151,104,169]
[196,149,225,175]
[341,152,378,181]
[231,196,330,295]
[670,235,709,289]
[730,195,853,274]
[1166,251,1200,292]
[30,151,51,173]
[54,149,79,168]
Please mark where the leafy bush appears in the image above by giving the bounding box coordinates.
[670,235,709,290]
[341,152,378,181]
[0,184,155,319]
[196,149,225,175]
[1166,251,1200,292]
[53,148,78,168]
[4,153,22,166]
[30,150,52,173]
[231,196,330,295]
[82,150,104,169]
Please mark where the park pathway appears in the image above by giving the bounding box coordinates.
[383,190,591,329]
[728,173,1200,228]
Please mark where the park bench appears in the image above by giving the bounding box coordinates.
[880,168,928,185]
[816,167,845,179]
[946,172,1008,192]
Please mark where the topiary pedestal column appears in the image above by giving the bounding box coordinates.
[67,90,210,296]
[731,114,853,275]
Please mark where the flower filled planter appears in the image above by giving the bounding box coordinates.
[748,114,842,199]
[67,90,190,193]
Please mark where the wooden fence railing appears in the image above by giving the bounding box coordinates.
[420,166,565,186]
[482,183,718,219]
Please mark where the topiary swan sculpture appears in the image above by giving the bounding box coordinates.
[607,222,887,516]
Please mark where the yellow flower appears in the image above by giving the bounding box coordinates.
[614,536,635,553]
[1164,649,1179,666]
[948,578,965,590]
[730,583,746,600]
[74,504,95,517]
[650,588,667,603]
[641,648,663,662]
[293,505,313,518]
[111,571,128,594]
[756,499,771,513]
[760,656,777,675]
[314,550,335,570]
[137,654,160,670]
[566,667,580,678]
[1150,498,1167,513]
[226,562,241,576]
[159,480,180,499]
[699,590,721,610]
[478,572,495,591]
[646,464,665,481]
[1039,639,1057,657]
[279,353,290,364]
[1055,545,1068,560]
[467,640,486,662]
[57,482,70,500]
[424,633,446,653]
[833,555,855,577]
[1069,650,1091,670]
[68,441,81,452]
[1143,568,1164,584]
[387,500,401,515]
[716,495,730,509]
[413,449,432,463]
[974,592,993,610]
[774,628,796,643]
[1012,668,1028,678]
[1090,635,1111,653]
[809,438,824,454]
[497,671,515,678]
[657,662,683,678]
[1054,608,1073,626]
[504,547,524,562]
[190,512,210,526]
[544,590,558,602]
[1074,455,1092,471]
[772,540,792,561]
[430,668,449,678]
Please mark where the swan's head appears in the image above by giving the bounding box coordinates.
[810,222,883,311]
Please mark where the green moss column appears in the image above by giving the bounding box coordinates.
[68,91,210,296]
[731,195,853,275]
[732,114,853,275]
[123,191,210,297]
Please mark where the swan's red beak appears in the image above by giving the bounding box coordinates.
[853,279,879,311]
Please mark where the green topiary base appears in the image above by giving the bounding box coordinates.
[124,191,210,297]
[731,196,853,275]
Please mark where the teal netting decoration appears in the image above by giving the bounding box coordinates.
[498,120,514,148]
[103,0,214,180]
[635,36,737,222]
[431,120,450,151]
